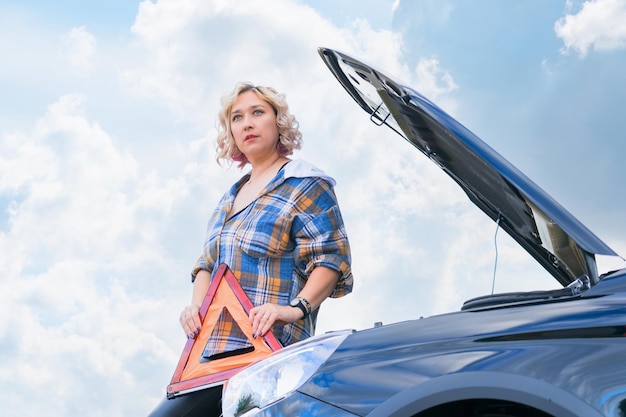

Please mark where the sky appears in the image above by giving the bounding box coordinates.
[1,0,626,415]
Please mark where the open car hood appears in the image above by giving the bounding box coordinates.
[319,47,618,286]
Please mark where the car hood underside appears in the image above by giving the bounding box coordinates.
[319,47,619,286]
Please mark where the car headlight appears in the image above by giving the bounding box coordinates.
[222,330,352,417]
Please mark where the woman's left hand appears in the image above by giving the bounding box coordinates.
[250,303,302,338]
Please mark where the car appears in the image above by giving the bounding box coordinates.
[218,48,626,417]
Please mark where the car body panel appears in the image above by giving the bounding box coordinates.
[318,47,619,286]
[366,372,605,417]
[294,270,626,416]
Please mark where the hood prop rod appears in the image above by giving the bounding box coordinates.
[492,214,502,294]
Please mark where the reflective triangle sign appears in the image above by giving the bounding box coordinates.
[167,264,282,398]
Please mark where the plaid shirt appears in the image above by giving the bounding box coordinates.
[193,161,353,358]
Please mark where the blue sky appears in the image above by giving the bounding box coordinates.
[1,0,626,415]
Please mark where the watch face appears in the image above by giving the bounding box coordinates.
[289,298,299,307]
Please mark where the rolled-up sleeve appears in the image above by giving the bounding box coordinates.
[293,182,353,298]
[191,255,212,282]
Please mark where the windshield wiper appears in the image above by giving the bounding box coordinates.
[461,275,591,310]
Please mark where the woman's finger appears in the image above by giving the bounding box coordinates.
[180,305,201,338]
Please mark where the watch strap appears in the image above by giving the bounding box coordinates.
[291,297,312,319]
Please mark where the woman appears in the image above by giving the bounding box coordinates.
[181,82,353,360]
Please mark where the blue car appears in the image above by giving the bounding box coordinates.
[150,47,625,417]
[218,48,626,417]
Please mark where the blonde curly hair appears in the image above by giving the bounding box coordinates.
[215,82,303,168]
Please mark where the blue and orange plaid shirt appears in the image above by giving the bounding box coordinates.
[192,160,353,358]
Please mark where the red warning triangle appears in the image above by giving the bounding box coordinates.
[167,264,282,398]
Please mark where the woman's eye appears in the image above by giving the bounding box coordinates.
[232,114,241,122]
[253,109,263,115]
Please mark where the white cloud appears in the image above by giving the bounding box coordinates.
[121,0,416,128]
[59,26,96,73]
[1,94,144,267]
[555,0,626,57]
[413,57,459,113]
[124,0,345,123]
[0,92,200,414]
[0,261,179,415]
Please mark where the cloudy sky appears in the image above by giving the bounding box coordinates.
[1,0,626,415]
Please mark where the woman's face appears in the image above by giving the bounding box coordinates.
[230,90,280,163]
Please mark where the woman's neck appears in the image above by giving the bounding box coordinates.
[247,154,286,185]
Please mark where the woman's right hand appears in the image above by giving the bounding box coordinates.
[180,304,201,339]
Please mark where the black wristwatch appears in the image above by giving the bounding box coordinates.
[289,297,312,319]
